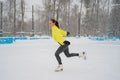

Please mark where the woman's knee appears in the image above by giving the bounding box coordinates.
[55,51,60,57]
[65,54,71,57]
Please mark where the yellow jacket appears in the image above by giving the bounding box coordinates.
[52,25,67,45]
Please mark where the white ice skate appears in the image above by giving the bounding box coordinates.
[55,65,63,72]
[79,51,86,60]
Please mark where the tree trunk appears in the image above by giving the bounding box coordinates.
[0,2,3,35]
[32,5,34,36]
[78,0,83,36]
[110,0,120,36]
[21,0,25,32]
[14,0,16,36]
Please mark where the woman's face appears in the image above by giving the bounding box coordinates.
[49,20,55,28]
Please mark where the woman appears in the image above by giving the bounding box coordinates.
[49,19,86,72]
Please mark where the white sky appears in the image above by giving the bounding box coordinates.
[0,0,4,1]
[0,0,43,8]
[25,0,43,8]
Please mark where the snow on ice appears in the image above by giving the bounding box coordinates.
[0,37,120,80]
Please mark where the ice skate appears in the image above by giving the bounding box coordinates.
[83,52,87,60]
[79,51,86,60]
[55,65,63,72]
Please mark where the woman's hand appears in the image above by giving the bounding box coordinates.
[67,32,70,36]
[63,41,70,45]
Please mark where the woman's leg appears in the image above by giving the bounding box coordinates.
[64,47,79,57]
[55,44,68,65]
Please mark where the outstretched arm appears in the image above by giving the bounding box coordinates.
[59,29,70,36]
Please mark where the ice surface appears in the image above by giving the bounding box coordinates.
[0,37,120,80]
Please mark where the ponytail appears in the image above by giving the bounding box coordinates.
[55,21,59,28]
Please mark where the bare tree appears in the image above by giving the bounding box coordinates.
[13,0,16,36]
[21,0,25,33]
[77,0,83,36]
[109,0,120,36]
[70,4,79,36]
[0,2,3,36]
[0,0,115,37]
[32,5,34,36]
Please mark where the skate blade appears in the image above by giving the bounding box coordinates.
[55,69,63,72]
[83,52,87,60]
[84,56,87,60]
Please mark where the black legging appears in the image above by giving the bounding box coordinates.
[55,43,79,65]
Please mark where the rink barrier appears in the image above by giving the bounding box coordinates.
[0,37,120,44]
[88,37,120,41]
[14,37,28,41]
[0,37,50,44]
[0,37,14,44]
[29,37,50,40]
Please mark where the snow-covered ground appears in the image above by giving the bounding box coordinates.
[0,37,120,80]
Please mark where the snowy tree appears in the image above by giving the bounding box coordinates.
[109,0,120,36]
[0,1,3,36]
[1,0,118,37]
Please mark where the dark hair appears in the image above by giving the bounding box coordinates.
[55,21,59,28]
[50,19,59,28]
[50,19,56,23]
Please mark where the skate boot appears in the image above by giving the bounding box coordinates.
[79,51,86,60]
[55,65,63,72]
[83,52,87,60]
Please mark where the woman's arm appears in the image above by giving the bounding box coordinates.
[59,29,70,36]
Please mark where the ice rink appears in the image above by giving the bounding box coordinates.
[0,37,120,80]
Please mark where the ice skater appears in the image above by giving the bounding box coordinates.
[49,19,86,72]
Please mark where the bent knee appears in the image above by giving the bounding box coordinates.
[55,52,60,57]
[65,55,71,57]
